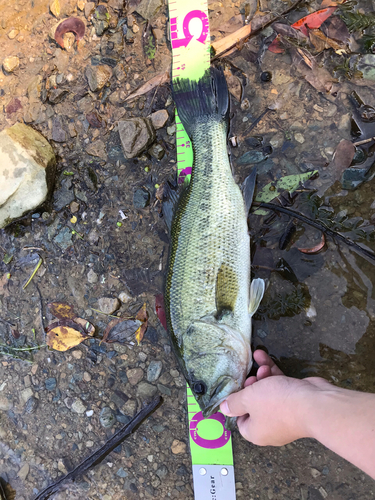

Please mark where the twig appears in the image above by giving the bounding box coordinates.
[256,202,375,262]
[211,0,304,61]
[246,108,274,133]
[34,283,46,338]
[353,137,375,147]
[0,343,45,351]
[23,256,42,290]
[33,396,162,500]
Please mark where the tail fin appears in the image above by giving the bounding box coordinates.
[171,67,229,136]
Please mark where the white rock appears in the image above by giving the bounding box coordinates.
[0,123,55,228]
[3,56,19,73]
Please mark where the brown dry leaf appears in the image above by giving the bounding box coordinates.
[296,48,314,69]
[292,48,339,94]
[135,303,148,345]
[46,319,89,351]
[316,139,355,196]
[48,302,76,320]
[217,15,244,35]
[309,28,344,52]
[224,71,242,101]
[102,317,141,343]
[125,70,169,101]
[320,16,350,45]
[74,317,95,336]
[0,273,10,297]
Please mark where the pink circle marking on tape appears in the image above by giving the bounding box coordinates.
[190,411,231,449]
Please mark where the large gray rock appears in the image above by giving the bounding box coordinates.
[0,123,56,228]
[118,118,155,159]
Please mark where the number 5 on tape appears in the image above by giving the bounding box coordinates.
[187,386,236,500]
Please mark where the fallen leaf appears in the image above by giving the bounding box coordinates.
[102,318,141,343]
[298,233,326,254]
[135,303,148,345]
[217,14,244,35]
[224,70,242,101]
[291,48,339,93]
[47,319,89,351]
[292,7,337,36]
[309,28,344,52]
[316,139,355,196]
[254,171,318,215]
[268,35,285,54]
[155,294,167,330]
[125,70,169,101]
[0,273,10,297]
[48,302,77,320]
[320,15,350,45]
[73,317,95,336]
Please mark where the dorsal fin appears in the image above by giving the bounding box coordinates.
[162,181,180,234]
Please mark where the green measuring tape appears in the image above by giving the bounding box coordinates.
[168,2,236,498]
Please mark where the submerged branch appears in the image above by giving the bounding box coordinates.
[257,202,375,262]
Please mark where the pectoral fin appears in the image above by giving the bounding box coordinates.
[215,263,238,319]
[249,278,265,316]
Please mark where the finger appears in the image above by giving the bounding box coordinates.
[254,349,284,376]
[256,365,272,380]
[237,414,252,442]
[244,376,257,387]
[220,387,251,417]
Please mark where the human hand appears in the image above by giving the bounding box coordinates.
[220,349,334,446]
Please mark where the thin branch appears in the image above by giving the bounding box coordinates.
[256,202,375,262]
[33,396,162,500]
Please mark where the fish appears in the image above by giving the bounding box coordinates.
[164,67,265,429]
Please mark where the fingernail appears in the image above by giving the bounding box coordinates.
[221,400,230,415]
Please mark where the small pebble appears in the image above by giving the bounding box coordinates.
[127,368,144,385]
[71,399,87,414]
[294,133,305,144]
[119,291,132,303]
[310,467,321,478]
[18,464,29,481]
[87,269,98,284]
[171,439,186,455]
[45,378,57,391]
[3,56,20,73]
[72,350,82,359]
[98,297,120,315]
[147,360,162,382]
[86,410,94,417]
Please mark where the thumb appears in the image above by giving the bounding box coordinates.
[220,388,250,417]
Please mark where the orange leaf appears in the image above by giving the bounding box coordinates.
[292,7,336,35]
[268,35,284,54]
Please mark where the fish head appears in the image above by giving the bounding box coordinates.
[182,318,251,417]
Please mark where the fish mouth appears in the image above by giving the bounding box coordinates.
[201,377,239,417]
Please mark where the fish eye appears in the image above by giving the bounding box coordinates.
[193,381,206,395]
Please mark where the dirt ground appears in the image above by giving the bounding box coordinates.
[1,0,375,498]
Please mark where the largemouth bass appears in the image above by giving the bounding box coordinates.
[164,67,265,429]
